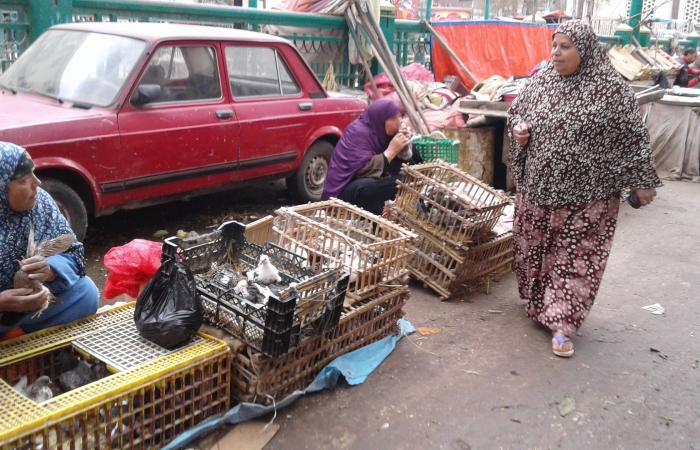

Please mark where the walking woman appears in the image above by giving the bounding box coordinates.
[507,20,661,357]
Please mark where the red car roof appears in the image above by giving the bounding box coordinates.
[51,22,290,44]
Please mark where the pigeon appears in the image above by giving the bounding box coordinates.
[246,283,273,304]
[246,255,281,284]
[13,227,76,318]
[14,375,61,403]
[59,359,96,391]
[233,279,249,298]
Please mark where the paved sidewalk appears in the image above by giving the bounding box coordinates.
[268,180,700,450]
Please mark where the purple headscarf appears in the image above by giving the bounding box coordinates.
[322,99,401,199]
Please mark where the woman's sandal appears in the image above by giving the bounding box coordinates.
[552,331,574,358]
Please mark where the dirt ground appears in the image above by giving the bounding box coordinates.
[84,180,700,449]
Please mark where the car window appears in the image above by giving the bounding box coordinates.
[0,29,145,107]
[225,46,300,98]
[279,57,301,96]
[136,45,221,103]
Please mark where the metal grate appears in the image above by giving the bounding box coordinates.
[72,321,202,372]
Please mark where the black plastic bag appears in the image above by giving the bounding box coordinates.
[134,260,203,349]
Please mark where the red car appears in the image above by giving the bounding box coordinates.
[0,22,365,238]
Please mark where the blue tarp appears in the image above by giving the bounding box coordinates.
[163,319,415,450]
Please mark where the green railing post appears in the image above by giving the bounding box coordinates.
[28,0,73,42]
[484,0,490,20]
[628,0,642,43]
[425,0,432,21]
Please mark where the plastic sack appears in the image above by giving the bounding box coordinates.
[134,260,203,349]
[103,239,162,299]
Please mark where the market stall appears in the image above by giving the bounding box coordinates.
[646,88,700,181]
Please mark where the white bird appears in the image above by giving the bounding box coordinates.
[248,255,282,284]
[233,279,249,297]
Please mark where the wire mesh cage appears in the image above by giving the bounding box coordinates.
[394,161,511,248]
[390,204,513,299]
[0,304,231,450]
[272,198,417,302]
[232,286,409,405]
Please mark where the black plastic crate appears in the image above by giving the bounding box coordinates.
[162,221,348,357]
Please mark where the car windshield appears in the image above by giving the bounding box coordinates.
[0,29,146,107]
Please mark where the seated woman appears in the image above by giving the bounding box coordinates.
[0,142,98,339]
[322,99,415,215]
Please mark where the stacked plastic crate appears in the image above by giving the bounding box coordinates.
[228,199,417,404]
[387,160,515,300]
[0,304,231,450]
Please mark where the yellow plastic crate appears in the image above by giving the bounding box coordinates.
[0,303,231,450]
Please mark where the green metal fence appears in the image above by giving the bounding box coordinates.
[2,0,676,85]
[0,0,432,88]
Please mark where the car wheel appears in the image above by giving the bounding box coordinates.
[41,179,89,241]
[288,141,333,202]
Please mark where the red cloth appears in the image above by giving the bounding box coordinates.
[431,21,557,89]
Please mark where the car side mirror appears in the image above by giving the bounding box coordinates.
[131,84,162,106]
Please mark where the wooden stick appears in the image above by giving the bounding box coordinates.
[351,3,430,134]
[421,19,478,85]
[350,1,422,122]
[359,2,430,132]
[345,11,381,100]
[350,4,423,132]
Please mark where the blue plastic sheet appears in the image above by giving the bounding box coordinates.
[162,319,415,450]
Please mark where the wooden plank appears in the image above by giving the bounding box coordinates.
[458,99,512,110]
[457,107,509,118]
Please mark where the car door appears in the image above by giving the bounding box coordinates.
[224,43,312,180]
[112,41,240,200]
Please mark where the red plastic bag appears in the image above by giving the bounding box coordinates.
[103,239,162,300]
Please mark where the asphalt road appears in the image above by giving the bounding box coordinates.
[268,180,700,449]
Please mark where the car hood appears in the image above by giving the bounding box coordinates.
[0,91,117,145]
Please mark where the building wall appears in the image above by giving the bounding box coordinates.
[685,0,700,23]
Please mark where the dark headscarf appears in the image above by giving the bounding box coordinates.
[0,142,86,291]
[322,99,401,199]
[507,20,660,207]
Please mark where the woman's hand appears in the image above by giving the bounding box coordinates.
[632,188,657,206]
[385,133,410,161]
[513,122,530,147]
[0,287,49,312]
[19,255,56,284]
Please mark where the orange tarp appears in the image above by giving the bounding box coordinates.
[431,21,558,88]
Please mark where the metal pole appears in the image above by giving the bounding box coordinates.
[629,0,643,42]
[345,12,381,100]
[425,0,432,21]
[484,0,490,19]
[358,1,430,132]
